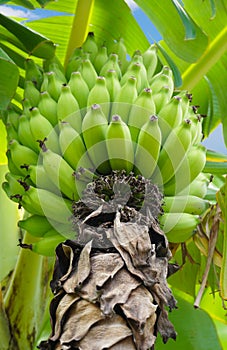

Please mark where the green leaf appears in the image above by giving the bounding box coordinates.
[155,289,223,349]
[171,0,196,39]
[26,0,150,63]
[7,0,35,9]
[0,13,56,58]
[0,48,19,110]
[203,161,227,175]
[134,0,208,62]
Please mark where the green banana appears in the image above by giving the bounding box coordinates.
[142,44,158,81]
[105,69,121,102]
[178,173,209,198]
[38,91,58,126]
[159,212,200,243]
[18,215,53,237]
[22,98,32,117]
[6,149,21,176]
[111,76,138,123]
[59,121,93,170]
[28,164,60,194]
[82,32,98,61]
[149,66,174,92]
[24,58,43,90]
[57,84,81,132]
[152,86,172,113]
[110,38,128,73]
[17,114,40,152]
[29,107,61,154]
[158,96,183,144]
[19,185,73,223]
[164,145,206,195]
[106,115,134,173]
[134,115,161,178]
[23,80,40,107]
[46,71,63,101]
[163,195,210,215]
[81,104,111,174]
[3,172,29,197]
[152,119,192,185]
[79,58,98,90]
[68,71,89,112]
[128,87,156,144]
[120,62,147,93]
[93,45,108,74]
[87,76,110,118]
[100,53,122,79]
[6,108,20,130]
[8,139,38,175]
[65,56,83,81]
[40,72,49,92]
[47,62,67,84]
[6,123,19,143]
[39,141,80,201]
[29,233,66,256]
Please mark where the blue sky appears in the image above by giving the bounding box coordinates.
[0,1,226,154]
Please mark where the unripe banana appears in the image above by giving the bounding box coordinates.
[6,108,20,130]
[6,123,19,143]
[40,72,49,92]
[79,58,98,90]
[163,195,210,215]
[82,104,111,174]
[17,114,40,152]
[23,80,40,107]
[159,212,200,243]
[29,233,66,256]
[39,142,79,201]
[106,115,134,173]
[38,91,58,126]
[142,44,158,81]
[111,76,138,123]
[158,96,183,144]
[68,71,89,112]
[18,215,53,237]
[152,119,192,185]
[134,115,161,178]
[178,173,209,198]
[164,145,206,195]
[24,58,43,90]
[82,32,98,61]
[20,186,73,223]
[87,76,110,118]
[105,69,121,102]
[93,45,108,74]
[128,88,156,144]
[6,149,21,176]
[4,172,29,197]
[110,38,128,73]
[100,53,122,79]
[29,107,61,154]
[149,66,174,93]
[28,164,60,194]
[175,90,191,119]
[57,84,81,132]
[120,62,147,93]
[46,71,63,101]
[9,139,38,175]
[152,86,172,113]
[22,98,32,117]
[47,62,67,84]
[59,121,93,170]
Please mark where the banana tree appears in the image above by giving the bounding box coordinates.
[0,0,227,349]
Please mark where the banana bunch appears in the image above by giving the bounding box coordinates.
[2,32,210,255]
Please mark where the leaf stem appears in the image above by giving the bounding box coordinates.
[4,232,46,349]
[181,26,227,90]
[0,286,11,350]
[64,0,95,66]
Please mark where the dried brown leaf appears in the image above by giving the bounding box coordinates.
[109,336,136,349]
[60,299,104,343]
[100,268,141,316]
[77,313,132,350]
[63,240,92,293]
[79,253,124,301]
